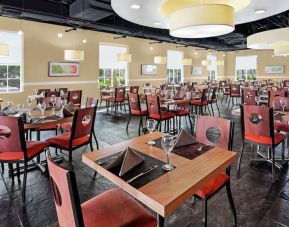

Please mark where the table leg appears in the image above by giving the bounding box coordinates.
[36,130,41,163]
[157,214,165,227]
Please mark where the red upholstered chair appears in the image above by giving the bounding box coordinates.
[106,87,126,115]
[46,107,97,165]
[60,98,99,149]
[0,116,49,203]
[171,100,193,132]
[37,89,51,96]
[68,90,82,107]
[126,93,147,135]
[130,86,139,94]
[146,95,175,132]
[58,88,68,95]
[47,90,60,97]
[228,84,241,109]
[190,88,210,115]
[207,87,220,116]
[283,80,289,88]
[268,90,286,107]
[194,116,236,227]
[238,105,286,181]
[241,88,257,105]
[46,151,157,227]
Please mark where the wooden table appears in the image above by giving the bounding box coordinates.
[82,132,237,226]
[161,99,190,106]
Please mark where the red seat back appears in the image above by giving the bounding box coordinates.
[41,97,62,108]
[195,116,233,150]
[114,87,125,99]
[128,93,141,113]
[270,96,289,110]
[47,91,60,97]
[46,152,84,227]
[230,84,241,96]
[130,86,139,94]
[146,95,160,116]
[201,88,209,102]
[242,88,257,105]
[37,89,51,97]
[68,90,82,106]
[85,97,98,108]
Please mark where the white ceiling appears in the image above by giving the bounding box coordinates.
[111,0,289,29]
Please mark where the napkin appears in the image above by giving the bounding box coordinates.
[174,128,198,148]
[106,147,145,176]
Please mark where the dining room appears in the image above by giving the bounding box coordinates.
[0,1,289,227]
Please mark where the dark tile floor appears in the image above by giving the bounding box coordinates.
[1,100,289,227]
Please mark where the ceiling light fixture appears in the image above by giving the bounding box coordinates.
[17,30,23,35]
[183,58,192,65]
[58,33,63,38]
[117,53,132,62]
[130,4,140,9]
[82,39,87,44]
[0,43,9,56]
[154,22,161,26]
[154,56,167,64]
[255,9,266,14]
[64,50,84,61]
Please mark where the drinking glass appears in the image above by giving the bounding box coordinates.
[146,119,157,145]
[38,102,46,118]
[7,102,13,115]
[51,95,56,114]
[17,104,24,114]
[280,98,287,113]
[27,98,33,112]
[34,89,38,95]
[161,134,175,171]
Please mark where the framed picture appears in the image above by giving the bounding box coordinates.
[48,62,80,77]
[141,64,157,75]
[192,66,202,75]
[265,65,284,74]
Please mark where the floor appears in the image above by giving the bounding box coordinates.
[1,99,289,227]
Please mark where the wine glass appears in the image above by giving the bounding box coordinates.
[27,97,33,112]
[38,102,46,118]
[161,134,175,171]
[34,89,38,95]
[17,104,24,114]
[146,119,157,145]
[7,102,13,115]
[280,98,287,113]
[51,95,56,114]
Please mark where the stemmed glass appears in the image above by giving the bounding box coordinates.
[51,95,56,114]
[146,119,157,145]
[161,134,175,171]
[7,102,13,115]
[37,102,46,118]
[27,97,33,112]
[280,98,287,113]
[17,104,24,114]
[34,89,38,95]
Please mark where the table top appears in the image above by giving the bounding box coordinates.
[82,132,237,217]
[162,99,190,105]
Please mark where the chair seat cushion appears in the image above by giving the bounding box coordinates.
[0,141,49,161]
[230,94,240,97]
[131,109,148,116]
[60,122,90,132]
[46,132,90,149]
[81,189,156,227]
[149,112,175,120]
[107,97,124,102]
[207,99,217,104]
[195,172,229,199]
[191,100,207,106]
[245,133,285,145]
[275,122,289,132]
[172,109,189,116]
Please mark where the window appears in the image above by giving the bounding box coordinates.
[207,55,217,81]
[167,50,183,83]
[99,44,128,87]
[0,31,23,93]
[236,55,257,80]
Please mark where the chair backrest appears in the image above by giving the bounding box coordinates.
[128,93,141,113]
[270,96,289,110]
[242,88,257,105]
[70,107,97,144]
[219,81,226,88]
[85,97,98,108]
[0,116,27,159]
[230,84,241,96]
[146,95,160,116]
[283,80,289,87]
[268,90,286,107]
[201,88,209,102]
[59,88,68,95]
[41,97,62,108]
[37,89,51,97]
[47,91,60,97]
[46,151,84,227]
[195,116,233,150]
[68,90,82,106]
[130,86,139,94]
[114,87,125,99]
[210,87,218,101]
[241,105,273,141]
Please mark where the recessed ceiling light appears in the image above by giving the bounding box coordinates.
[82,39,87,44]
[58,33,63,38]
[150,46,154,50]
[17,30,23,35]
[130,4,140,9]
[255,9,266,14]
[194,51,198,55]
[154,22,161,26]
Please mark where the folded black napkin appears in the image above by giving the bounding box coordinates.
[174,128,198,148]
[106,147,145,176]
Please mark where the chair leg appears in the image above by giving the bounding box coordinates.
[16,163,20,179]
[282,140,285,160]
[271,147,276,182]
[92,130,99,150]
[216,103,220,117]
[226,181,237,227]
[22,162,28,204]
[237,142,245,173]
[201,199,208,227]
[188,115,193,134]
[68,150,72,167]
[8,163,14,180]
[126,115,132,134]
[138,116,142,136]
[210,104,214,116]
[1,163,4,173]
[89,141,94,151]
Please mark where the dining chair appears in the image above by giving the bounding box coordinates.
[190,88,210,115]
[46,107,97,166]
[130,85,139,94]
[207,87,220,116]
[126,93,147,135]
[146,95,175,132]
[193,115,236,227]
[241,88,257,105]
[47,90,60,97]
[238,105,286,181]
[37,89,51,97]
[268,90,286,107]
[46,151,157,227]
[227,84,241,109]
[0,116,49,203]
[60,98,99,150]
[171,100,193,133]
[99,86,113,110]
[68,90,82,107]
[106,87,126,115]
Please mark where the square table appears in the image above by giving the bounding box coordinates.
[82,132,237,226]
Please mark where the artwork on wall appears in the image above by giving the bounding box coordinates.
[48,62,80,77]
[265,65,285,74]
[192,66,202,75]
[141,64,157,75]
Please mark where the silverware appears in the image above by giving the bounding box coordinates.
[126,165,158,183]
[97,155,120,165]
[197,145,207,152]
